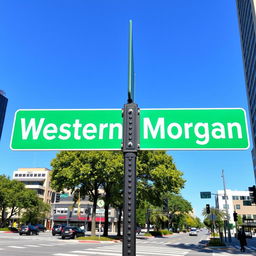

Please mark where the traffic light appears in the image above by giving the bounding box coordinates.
[163,198,168,212]
[55,193,60,203]
[248,185,256,203]
[233,211,238,222]
[206,204,210,214]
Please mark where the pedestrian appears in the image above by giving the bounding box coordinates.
[237,228,247,252]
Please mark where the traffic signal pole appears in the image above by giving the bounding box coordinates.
[221,170,232,243]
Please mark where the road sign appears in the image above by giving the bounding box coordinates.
[60,193,69,198]
[200,192,212,199]
[96,209,105,214]
[11,109,122,150]
[211,214,217,221]
[140,108,249,150]
[97,199,105,208]
[10,108,249,150]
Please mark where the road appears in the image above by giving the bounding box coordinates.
[0,230,255,255]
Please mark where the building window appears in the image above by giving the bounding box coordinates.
[22,174,26,177]
[232,196,239,200]
[222,196,228,200]
[240,196,245,200]
[42,174,45,177]
[38,174,41,177]
[27,174,29,177]
[30,174,33,177]
[253,215,256,219]
[236,204,241,209]
[34,174,37,177]
[15,174,18,177]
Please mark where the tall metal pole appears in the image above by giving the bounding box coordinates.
[222,169,232,242]
[122,20,139,256]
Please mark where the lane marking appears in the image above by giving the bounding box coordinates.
[8,246,26,248]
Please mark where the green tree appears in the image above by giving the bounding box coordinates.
[137,151,185,207]
[149,209,168,231]
[51,150,185,237]
[165,193,192,230]
[20,191,50,224]
[0,175,50,227]
[51,151,113,236]
[202,207,225,234]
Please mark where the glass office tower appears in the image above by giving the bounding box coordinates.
[236,0,256,180]
[0,91,8,141]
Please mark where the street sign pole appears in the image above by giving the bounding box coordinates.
[122,20,139,256]
[122,103,139,256]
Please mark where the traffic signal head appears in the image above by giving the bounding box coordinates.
[233,212,238,222]
[248,185,256,203]
[163,198,168,212]
[55,193,61,203]
[206,204,210,214]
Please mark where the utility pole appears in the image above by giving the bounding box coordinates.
[221,169,232,243]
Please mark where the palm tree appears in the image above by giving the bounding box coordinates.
[202,207,226,236]
[150,210,169,231]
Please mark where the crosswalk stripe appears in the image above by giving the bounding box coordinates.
[8,246,26,249]
[38,244,55,246]
[71,252,120,256]
[85,247,188,255]
[53,254,80,256]
[26,245,40,247]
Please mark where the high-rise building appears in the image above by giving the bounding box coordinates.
[0,90,8,141]
[236,0,256,180]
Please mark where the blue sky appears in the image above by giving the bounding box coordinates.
[0,0,254,220]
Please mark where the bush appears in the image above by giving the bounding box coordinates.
[144,233,152,237]
[208,238,225,246]
[0,228,9,231]
[149,230,172,236]
[160,229,172,235]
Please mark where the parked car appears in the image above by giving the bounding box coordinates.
[52,224,66,236]
[61,226,85,239]
[35,224,46,232]
[189,227,198,236]
[19,225,39,236]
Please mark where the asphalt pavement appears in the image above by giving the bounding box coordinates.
[0,230,256,256]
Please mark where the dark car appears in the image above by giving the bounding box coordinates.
[61,226,85,239]
[19,225,39,236]
[52,224,66,236]
[35,224,46,232]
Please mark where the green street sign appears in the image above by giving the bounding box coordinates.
[10,108,249,150]
[60,193,69,198]
[200,192,212,199]
[10,109,122,150]
[140,108,249,150]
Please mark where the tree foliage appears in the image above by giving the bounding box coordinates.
[202,207,226,232]
[0,175,50,227]
[50,150,185,236]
